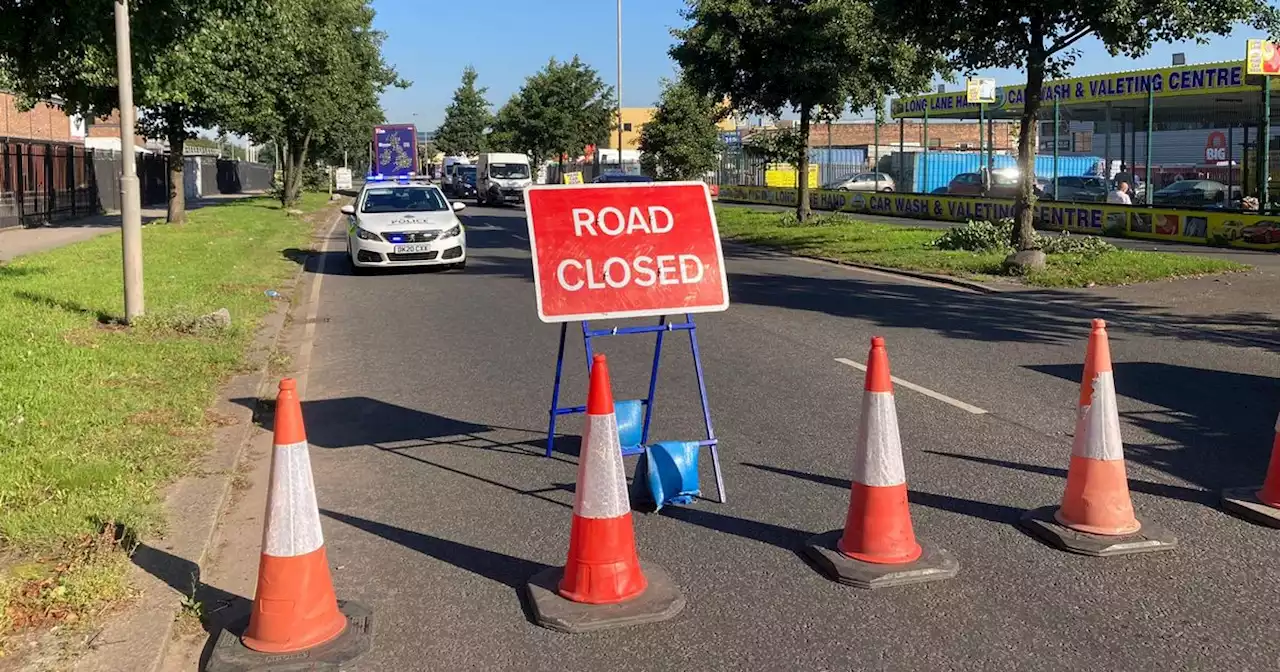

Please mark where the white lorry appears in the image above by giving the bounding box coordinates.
[475,152,533,206]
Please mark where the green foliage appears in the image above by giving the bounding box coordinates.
[774,211,847,228]
[672,0,948,220]
[490,56,614,165]
[637,76,726,180]
[435,66,492,156]
[932,219,1017,252]
[879,0,1280,249]
[224,0,405,206]
[933,219,1118,255]
[1040,231,1118,255]
[744,127,808,165]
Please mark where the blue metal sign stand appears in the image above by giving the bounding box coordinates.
[546,314,726,503]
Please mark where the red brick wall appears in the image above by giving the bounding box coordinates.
[807,120,1020,150]
[0,92,73,142]
[88,110,147,146]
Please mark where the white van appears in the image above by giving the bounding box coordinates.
[475,152,532,206]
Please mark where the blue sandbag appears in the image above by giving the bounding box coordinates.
[632,441,701,512]
[615,399,645,452]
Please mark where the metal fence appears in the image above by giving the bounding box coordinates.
[0,140,275,230]
[0,140,100,229]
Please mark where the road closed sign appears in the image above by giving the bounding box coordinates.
[524,181,729,322]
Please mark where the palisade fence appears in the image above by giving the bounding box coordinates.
[0,138,274,230]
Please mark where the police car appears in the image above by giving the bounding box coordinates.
[340,176,467,273]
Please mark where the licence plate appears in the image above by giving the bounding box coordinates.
[394,244,432,254]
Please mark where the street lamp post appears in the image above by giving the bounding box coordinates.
[115,0,144,322]
[617,0,623,171]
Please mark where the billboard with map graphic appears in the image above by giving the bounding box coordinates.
[372,124,419,177]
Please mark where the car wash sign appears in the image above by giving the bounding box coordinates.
[524,182,729,322]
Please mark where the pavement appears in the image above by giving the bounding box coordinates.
[182,203,1280,671]
[0,193,265,262]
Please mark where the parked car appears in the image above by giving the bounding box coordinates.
[1152,180,1229,207]
[1042,176,1110,202]
[947,171,1043,199]
[824,172,895,192]
[591,173,654,183]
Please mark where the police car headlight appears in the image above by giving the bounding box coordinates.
[355,227,382,241]
[442,224,461,238]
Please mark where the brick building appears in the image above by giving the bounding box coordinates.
[749,119,1020,151]
[0,90,144,148]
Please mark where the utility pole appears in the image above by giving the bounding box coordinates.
[617,0,624,171]
[115,0,144,322]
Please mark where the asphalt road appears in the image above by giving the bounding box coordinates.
[297,203,1280,671]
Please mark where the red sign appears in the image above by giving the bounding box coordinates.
[1205,131,1228,163]
[524,182,729,323]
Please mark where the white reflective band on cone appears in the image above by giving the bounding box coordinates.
[852,392,906,487]
[261,441,326,557]
[1071,371,1125,462]
[1274,410,1280,433]
[573,413,631,519]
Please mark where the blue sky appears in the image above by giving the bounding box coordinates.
[371,0,1264,129]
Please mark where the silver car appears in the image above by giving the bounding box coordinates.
[825,172,895,192]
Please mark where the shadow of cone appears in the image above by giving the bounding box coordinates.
[206,379,373,672]
[804,336,958,589]
[525,355,686,633]
[1220,410,1280,527]
[1019,320,1178,557]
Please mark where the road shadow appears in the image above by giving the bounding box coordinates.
[14,289,121,324]
[129,542,250,670]
[1026,362,1279,492]
[321,509,551,589]
[741,462,1023,525]
[724,253,1280,353]
[922,450,1216,506]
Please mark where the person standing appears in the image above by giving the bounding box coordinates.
[1107,180,1133,204]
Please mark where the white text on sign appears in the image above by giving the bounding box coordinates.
[557,206,707,292]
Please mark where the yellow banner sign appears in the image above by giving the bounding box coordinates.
[563,171,584,184]
[719,185,1280,251]
[892,60,1268,119]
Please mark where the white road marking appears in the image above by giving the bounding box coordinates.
[835,357,988,415]
[296,212,344,399]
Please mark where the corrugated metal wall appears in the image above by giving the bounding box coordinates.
[809,147,867,185]
[897,151,1102,194]
[1090,127,1251,166]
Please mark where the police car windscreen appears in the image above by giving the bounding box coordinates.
[361,187,449,213]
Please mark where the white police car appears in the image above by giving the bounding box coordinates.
[341,177,467,273]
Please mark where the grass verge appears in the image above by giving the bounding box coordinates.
[0,192,331,646]
[715,207,1248,287]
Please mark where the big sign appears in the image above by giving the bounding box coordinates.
[524,182,729,323]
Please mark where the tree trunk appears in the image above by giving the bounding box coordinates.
[166,133,187,224]
[280,132,312,207]
[796,105,812,222]
[1013,45,1047,250]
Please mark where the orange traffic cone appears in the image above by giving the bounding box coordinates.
[1220,410,1280,527]
[1020,320,1177,556]
[207,379,372,672]
[525,355,686,633]
[805,337,957,589]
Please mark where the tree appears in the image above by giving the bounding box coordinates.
[495,57,614,167]
[0,0,253,223]
[744,126,809,167]
[226,0,405,206]
[487,96,524,153]
[638,77,727,180]
[883,0,1280,258]
[673,0,946,221]
[435,66,492,156]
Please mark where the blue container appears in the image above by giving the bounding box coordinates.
[901,151,1103,194]
[809,147,868,186]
